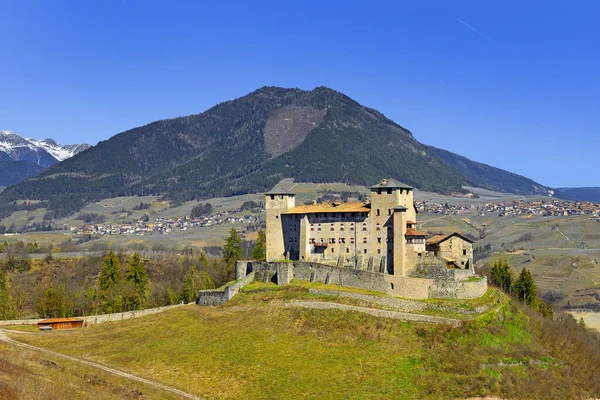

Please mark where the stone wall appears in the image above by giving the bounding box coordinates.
[196,271,255,306]
[236,260,487,300]
[0,304,185,327]
[430,277,488,300]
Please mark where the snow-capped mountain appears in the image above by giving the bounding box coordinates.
[0,130,91,186]
[0,130,90,166]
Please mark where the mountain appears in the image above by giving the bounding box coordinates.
[0,161,46,187]
[553,187,600,203]
[0,87,473,218]
[0,131,90,186]
[428,146,552,196]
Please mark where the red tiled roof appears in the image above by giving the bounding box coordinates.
[285,202,370,215]
[38,318,84,324]
[405,228,428,237]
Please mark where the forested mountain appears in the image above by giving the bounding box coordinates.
[428,146,552,196]
[554,187,600,203]
[0,161,46,187]
[0,87,472,218]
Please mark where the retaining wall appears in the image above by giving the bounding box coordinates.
[196,272,255,306]
[236,260,487,300]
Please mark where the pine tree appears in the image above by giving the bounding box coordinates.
[489,259,514,293]
[98,251,122,291]
[223,228,243,268]
[513,267,537,306]
[252,228,266,261]
[125,252,149,310]
[126,253,149,294]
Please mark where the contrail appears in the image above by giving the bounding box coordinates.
[456,18,499,46]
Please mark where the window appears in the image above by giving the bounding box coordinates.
[320,238,324,243]
[332,248,335,253]
[362,223,367,231]
[388,209,391,216]
[329,238,336,244]
[270,195,275,200]
[377,237,382,243]
[330,224,335,231]
[377,249,381,254]
[339,238,346,244]
[310,224,314,231]
[376,223,381,230]
[376,209,380,216]
[346,248,349,253]
[363,237,367,244]
[364,249,367,254]
[350,223,355,231]
[340,224,344,231]
[317,224,322,231]
[463,249,467,256]
[276,215,279,220]
[350,237,355,244]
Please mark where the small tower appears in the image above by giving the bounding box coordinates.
[265,185,296,262]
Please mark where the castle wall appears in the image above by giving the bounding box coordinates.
[236,260,486,300]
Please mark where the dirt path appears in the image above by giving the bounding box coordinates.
[284,301,463,327]
[0,329,203,400]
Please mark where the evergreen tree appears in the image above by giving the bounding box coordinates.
[489,259,514,293]
[513,267,537,306]
[98,251,122,291]
[251,228,266,261]
[126,253,149,294]
[223,228,243,268]
[125,252,149,309]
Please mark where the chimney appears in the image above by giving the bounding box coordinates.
[381,178,388,186]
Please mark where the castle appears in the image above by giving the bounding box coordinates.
[234,178,487,300]
[266,178,474,276]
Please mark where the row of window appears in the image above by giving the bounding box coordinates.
[309,223,383,232]
[307,237,394,244]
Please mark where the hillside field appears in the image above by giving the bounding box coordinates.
[2,282,600,399]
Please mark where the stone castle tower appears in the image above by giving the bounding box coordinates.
[265,186,296,261]
[368,178,416,275]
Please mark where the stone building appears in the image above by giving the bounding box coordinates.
[265,178,474,278]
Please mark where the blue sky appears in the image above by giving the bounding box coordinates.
[1,1,598,188]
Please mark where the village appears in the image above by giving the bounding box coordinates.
[71,212,262,237]
[416,198,600,219]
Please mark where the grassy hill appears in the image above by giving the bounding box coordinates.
[4,282,600,399]
[0,86,471,219]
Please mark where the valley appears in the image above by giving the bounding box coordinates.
[3,182,600,314]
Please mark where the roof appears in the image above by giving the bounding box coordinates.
[285,202,370,215]
[405,228,428,237]
[265,184,295,195]
[426,232,475,245]
[370,178,413,190]
[38,318,84,324]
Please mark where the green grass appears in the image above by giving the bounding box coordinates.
[8,285,585,399]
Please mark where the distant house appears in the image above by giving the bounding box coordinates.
[37,317,84,330]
